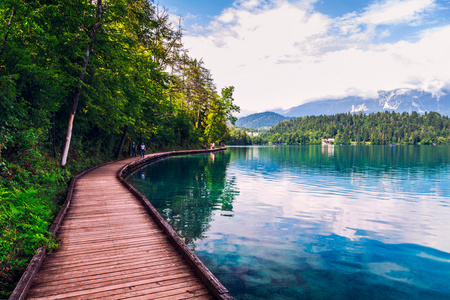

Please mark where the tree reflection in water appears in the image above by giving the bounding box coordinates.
[127,151,238,245]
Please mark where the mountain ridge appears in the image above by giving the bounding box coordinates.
[272,88,450,118]
[237,88,450,129]
[235,111,288,129]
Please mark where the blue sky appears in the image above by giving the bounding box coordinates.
[160,0,231,19]
[162,0,371,22]
[159,0,450,114]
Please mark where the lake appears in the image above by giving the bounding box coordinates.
[127,145,450,299]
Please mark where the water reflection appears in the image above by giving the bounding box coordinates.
[321,144,334,156]
[127,151,238,245]
[127,146,450,299]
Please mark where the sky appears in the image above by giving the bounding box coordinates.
[158,0,450,115]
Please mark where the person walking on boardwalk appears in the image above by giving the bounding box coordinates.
[131,141,137,157]
[140,142,146,158]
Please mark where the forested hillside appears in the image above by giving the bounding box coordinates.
[0,1,238,296]
[260,111,450,145]
[235,111,287,129]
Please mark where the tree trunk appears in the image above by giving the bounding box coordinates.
[61,1,103,166]
[115,125,128,160]
[0,7,15,62]
[196,102,200,128]
[52,113,57,158]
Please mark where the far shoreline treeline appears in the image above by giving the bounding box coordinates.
[229,111,450,145]
[0,1,238,296]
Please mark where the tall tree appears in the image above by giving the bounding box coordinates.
[204,86,240,145]
[61,0,104,166]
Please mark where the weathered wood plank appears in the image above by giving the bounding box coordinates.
[55,230,165,244]
[27,271,198,299]
[87,278,207,300]
[37,254,179,280]
[29,265,193,295]
[34,260,183,286]
[53,236,168,251]
[118,284,211,300]
[44,242,173,261]
[57,227,163,238]
[55,236,169,252]
[37,247,179,270]
[62,212,151,221]
[58,224,156,232]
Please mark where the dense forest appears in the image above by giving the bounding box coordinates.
[0,0,238,296]
[235,111,288,129]
[229,111,450,145]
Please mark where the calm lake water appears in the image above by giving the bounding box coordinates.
[127,146,450,300]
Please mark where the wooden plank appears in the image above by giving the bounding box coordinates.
[39,252,181,273]
[56,230,164,244]
[58,223,157,232]
[62,212,151,221]
[69,203,141,207]
[29,265,193,295]
[45,241,172,260]
[87,278,206,300]
[51,236,173,252]
[113,283,210,300]
[43,245,176,264]
[27,270,197,299]
[69,201,141,206]
[62,207,147,214]
[56,236,169,252]
[37,254,179,280]
[34,260,183,285]
[57,226,163,237]
[34,264,193,289]
[37,247,179,270]
[55,234,168,249]
[129,287,212,300]
[61,217,150,223]
[63,212,150,219]
[59,225,162,234]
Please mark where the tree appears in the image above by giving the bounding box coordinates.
[61,0,104,166]
[204,86,240,145]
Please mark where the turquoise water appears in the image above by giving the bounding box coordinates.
[127,146,450,299]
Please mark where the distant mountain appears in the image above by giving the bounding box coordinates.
[236,112,288,129]
[273,89,450,117]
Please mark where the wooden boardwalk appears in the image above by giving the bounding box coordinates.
[25,155,223,299]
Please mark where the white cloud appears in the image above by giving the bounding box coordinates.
[217,9,236,24]
[335,0,436,41]
[360,0,436,25]
[237,0,263,10]
[182,0,450,112]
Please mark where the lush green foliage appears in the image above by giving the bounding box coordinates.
[204,87,240,145]
[227,127,253,145]
[0,153,68,296]
[0,0,238,296]
[256,111,450,145]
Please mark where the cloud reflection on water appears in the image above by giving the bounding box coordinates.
[227,145,450,253]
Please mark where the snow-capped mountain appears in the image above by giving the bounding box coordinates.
[273,89,450,118]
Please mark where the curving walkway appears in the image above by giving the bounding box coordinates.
[25,152,228,299]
